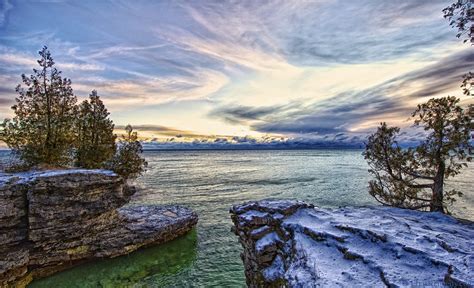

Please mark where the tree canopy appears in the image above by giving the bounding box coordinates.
[364,96,472,213]
[75,90,116,168]
[444,0,473,117]
[0,47,147,180]
[107,125,147,180]
[443,0,473,44]
[0,46,77,166]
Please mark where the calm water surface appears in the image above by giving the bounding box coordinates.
[21,150,473,287]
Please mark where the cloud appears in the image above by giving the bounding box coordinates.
[0,96,12,105]
[253,100,407,135]
[0,52,36,67]
[140,134,365,150]
[386,49,474,98]
[0,49,104,71]
[0,46,229,109]
[114,124,204,138]
[71,69,229,109]
[0,0,470,146]
[276,0,454,65]
[243,49,474,136]
[86,44,170,60]
[209,104,288,124]
[137,124,431,150]
[0,0,12,27]
[174,0,455,67]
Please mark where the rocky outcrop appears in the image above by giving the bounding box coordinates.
[0,174,29,287]
[230,200,474,288]
[0,170,198,287]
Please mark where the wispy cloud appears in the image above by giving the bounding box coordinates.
[211,49,473,137]
[0,0,12,28]
[209,104,291,125]
[0,48,104,71]
[0,0,470,147]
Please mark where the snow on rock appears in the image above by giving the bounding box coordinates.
[0,169,118,184]
[230,200,474,288]
[256,232,282,254]
[263,255,285,283]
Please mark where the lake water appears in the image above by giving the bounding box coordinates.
[15,150,473,287]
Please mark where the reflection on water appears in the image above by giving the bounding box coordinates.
[13,149,472,287]
[29,229,198,288]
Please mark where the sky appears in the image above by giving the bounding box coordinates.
[0,0,472,149]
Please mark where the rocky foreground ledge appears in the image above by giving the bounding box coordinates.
[230,200,473,288]
[0,169,198,287]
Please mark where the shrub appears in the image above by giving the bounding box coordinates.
[75,90,116,168]
[107,125,147,180]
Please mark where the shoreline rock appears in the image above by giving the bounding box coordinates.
[230,200,474,287]
[0,169,198,287]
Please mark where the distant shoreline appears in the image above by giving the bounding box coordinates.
[141,147,365,151]
[0,147,365,152]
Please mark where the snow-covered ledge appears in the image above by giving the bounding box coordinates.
[230,200,474,287]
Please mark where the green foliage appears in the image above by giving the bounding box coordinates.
[461,73,473,126]
[443,0,473,44]
[75,90,116,168]
[445,0,473,105]
[107,125,147,180]
[364,96,472,213]
[0,47,149,178]
[0,46,77,167]
[461,72,473,96]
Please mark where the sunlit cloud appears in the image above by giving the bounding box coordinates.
[0,0,471,148]
[0,49,105,71]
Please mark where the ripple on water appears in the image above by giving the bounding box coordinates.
[21,149,473,287]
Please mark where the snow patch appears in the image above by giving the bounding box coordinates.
[283,206,474,287]
[256,232,281,254]
[231,200,474,287]
[263,255,285,282]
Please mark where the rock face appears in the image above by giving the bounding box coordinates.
[0,170,198,287]
[230,200,474,288]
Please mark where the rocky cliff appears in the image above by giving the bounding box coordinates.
[230,200,474,288]
[0,169,198,287]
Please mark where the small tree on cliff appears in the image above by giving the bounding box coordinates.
[0,46,77,166]
[107,125,147,180]
[75,90,116,168]
[364,96,472,213]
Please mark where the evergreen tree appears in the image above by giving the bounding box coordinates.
[0,46,77,166]
[75,90,116,168]
[107,125,147,180]
[364,97,472,213]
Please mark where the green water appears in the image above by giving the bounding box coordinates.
[30,230,198,287]
[26,150,473,287]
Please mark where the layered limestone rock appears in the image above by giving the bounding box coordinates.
[0,170,198,287]
[0,175,29,287]
[230,200,474,288]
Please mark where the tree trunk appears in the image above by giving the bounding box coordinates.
[431,161,445,213]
